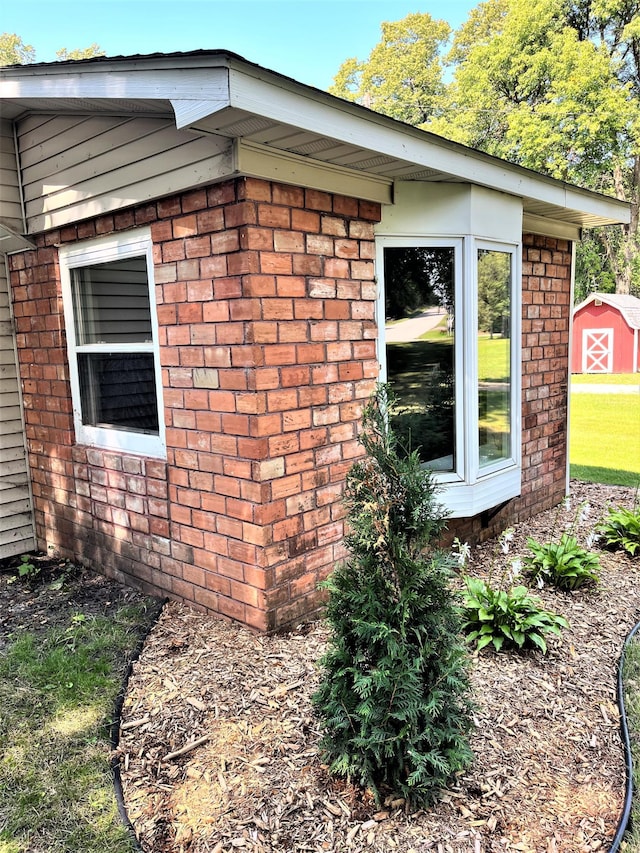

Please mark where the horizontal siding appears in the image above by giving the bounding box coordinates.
[17,114,234,233]
[0,118,24,233]
[0,261,35,558]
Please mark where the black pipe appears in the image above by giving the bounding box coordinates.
[110,598,167,853]
[609,618,640,851]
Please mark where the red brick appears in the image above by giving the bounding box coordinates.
[257,204,291,229]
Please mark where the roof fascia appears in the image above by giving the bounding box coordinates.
[235,139,392,204]
[0,63,230,103]
[0,224,35,254]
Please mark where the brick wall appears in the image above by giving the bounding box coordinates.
[8,185,573,629]
[9,177,380,630]
[519,234,572,509]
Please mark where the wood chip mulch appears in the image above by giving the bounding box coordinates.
[117,481,640,853]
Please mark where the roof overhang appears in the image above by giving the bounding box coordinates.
[0,223,35,254]
[0,50,631,237]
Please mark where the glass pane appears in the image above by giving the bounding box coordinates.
[71,257,152,344]
[477,249,511,467]
[78,352,159,434]
[384,247,455,471]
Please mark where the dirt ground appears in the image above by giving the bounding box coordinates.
[0,554,157,650]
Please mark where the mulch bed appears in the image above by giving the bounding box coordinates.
[116,481,640,853]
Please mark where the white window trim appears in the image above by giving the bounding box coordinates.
[59,228,166,458]
[376,235,522,518]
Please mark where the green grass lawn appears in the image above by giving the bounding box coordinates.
[478,336,509,383]
[0,583,158,853]
[570,392,640,487]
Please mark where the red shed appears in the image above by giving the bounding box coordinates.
[572,292,640,374]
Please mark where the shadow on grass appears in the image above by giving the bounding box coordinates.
[570,465,640,489]
[0,608,155,853]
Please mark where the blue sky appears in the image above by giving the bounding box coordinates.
[3,0,478,90]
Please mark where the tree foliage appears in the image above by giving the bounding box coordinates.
[330,2,640,297]
[313,385,473,807]
[0,33,104,66]
[329,13,451,125]
[477,248,510,336]
[0,33,35,66]
[55,44,105,61]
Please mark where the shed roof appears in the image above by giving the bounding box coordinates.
[0,49,631,244]
[574,292,640,329]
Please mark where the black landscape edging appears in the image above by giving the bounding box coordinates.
[609,618,640,851]
[110,597,167,853]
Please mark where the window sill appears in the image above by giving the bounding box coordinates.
[76,424,166,459]
[437,466,521,518]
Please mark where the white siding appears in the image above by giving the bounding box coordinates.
[17,114,234,233]
[0,260,35,558]
[0,118,24,234]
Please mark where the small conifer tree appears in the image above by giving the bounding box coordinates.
[313,385,473,807]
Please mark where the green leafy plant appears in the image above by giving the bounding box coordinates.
[524,533,601,590]
[598,504,640,557]
[17,554,39,580]
[454,529,569,654]
[313,384,473,808]
[521,498,601,590]
[460,575,568,654]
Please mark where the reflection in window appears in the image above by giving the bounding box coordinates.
[70,257,159,435]
[384,247,455,471]
[477,249,511,466]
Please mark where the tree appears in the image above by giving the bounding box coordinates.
[329,2,639,297]
[312,385,473,807]
[0,33,35,65]
[0,33,104,66]
[383,246,454,320]
[329,13,451,125]
[431,0,639,296]
[55,44,105,61]
[477,248,510,337]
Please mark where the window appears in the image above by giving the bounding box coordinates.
[378,237,520,517]
[60,229,165,457]
[477,246,512,469]
[383,243,460,474]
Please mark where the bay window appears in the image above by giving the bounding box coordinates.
[377,236,521,517]
[59,229,165,457]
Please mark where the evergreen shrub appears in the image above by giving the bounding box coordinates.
[312,385,473,807]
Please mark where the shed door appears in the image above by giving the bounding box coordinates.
[0,259,35,558]
[582,328,613,373]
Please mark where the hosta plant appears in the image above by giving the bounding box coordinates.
[598,505,640,557]
[461,576,568,654]
[524,533,600,590]
[313,385,473,808]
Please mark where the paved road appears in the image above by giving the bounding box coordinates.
[385,308,448,343]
